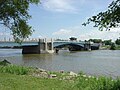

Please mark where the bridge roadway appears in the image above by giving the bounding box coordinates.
[0,40,99,54]
[0,41,87,48]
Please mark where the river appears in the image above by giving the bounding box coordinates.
[0,49,120,77]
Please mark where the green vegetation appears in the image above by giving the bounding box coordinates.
[83,0,120,31]
[110,43,116,50]
[115,45,120,50]
[0,65,30,75]
[0,59,11,66]
[0,60,120,90]
[100,45,110,50]
[103,40,112,45]
[101,45,120,50]
[0,0,40,42]
[0,73,74,90]
[87,38,120,50]
[75,75,120,90]
[115,39,120,45]
[89,39,102,43]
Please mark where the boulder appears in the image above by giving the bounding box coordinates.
[49,74,57,78]
[69,71,77,76]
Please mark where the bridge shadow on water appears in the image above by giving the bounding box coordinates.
[54,43,85,52]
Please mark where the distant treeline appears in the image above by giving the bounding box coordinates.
[88,38,120,45]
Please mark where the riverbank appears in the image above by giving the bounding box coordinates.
[0,60,120,90]
[100,45,120,50]
[116,45,120,50]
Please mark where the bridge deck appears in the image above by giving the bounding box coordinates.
[0,41,88,47]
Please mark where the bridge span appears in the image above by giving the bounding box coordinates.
[0,39,99,54]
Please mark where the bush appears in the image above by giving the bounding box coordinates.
[75,74,120,90]
[110,43,116,50]
[0,65,30,75]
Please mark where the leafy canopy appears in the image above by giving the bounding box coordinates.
[83,0,120,31]
[115,38,120,45]
[0,0,40,43]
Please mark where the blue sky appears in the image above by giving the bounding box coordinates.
[0,0,120,41]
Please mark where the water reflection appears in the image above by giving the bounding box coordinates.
[22,54,54,68]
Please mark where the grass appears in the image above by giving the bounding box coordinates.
[0,72,120,90]
[0,73,75,90]
[0,61,120,90]
[75,75,119,90]
[116,45,120,50]
[0,65,30,75]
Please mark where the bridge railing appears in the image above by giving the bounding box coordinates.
[0,38,15,42]
[0,38,92,44]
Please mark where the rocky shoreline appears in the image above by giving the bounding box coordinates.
[32,67,78,80]
[0,59,78,80]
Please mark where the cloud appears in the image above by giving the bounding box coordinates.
[41,0,109,14]
[0,32,9,36]
[52,27,85,39]
[52,26,120,41]
[41,0,77,13]
[78,28,120,41]
[52,29,72,35]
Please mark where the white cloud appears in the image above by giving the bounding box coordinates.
[41,0,77,13]
[0,32,9,36]
[41,0,110,14]
[52,26,120,41]
[52,29,72,35]
[78,28,120,41]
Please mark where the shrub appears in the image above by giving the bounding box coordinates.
[0,65,30,75]
[75,75,120,90]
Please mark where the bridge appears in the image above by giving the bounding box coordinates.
[0,38,99,54]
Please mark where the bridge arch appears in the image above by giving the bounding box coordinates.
[54,43,85,51]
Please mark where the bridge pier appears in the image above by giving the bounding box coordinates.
[22,38,54,54]
[84,42,91,51]
[40,38,54,54]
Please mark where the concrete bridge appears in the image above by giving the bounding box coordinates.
[0,39,99,54]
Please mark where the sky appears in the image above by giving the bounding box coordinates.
[0,0,120,41]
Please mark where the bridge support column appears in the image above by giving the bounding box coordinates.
[38,39,44,53]
[84,42,91,51]
[40,38,54,54]
[22,38,54,54]
[51,38,53,51]
[45,38,48,51]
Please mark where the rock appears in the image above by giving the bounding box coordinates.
[60,70,64,73]
[40,72,48,78]
[33,71,48,78]
[49,74,57,78]
[38,68,46,72]
[69,71,77,76]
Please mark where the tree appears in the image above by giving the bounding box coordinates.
[110,43,116,50]
[115,38,120,45]
[83,0,120,31]
[103,39,112,45]
[0,0,40,43]
[89,39,102,43]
